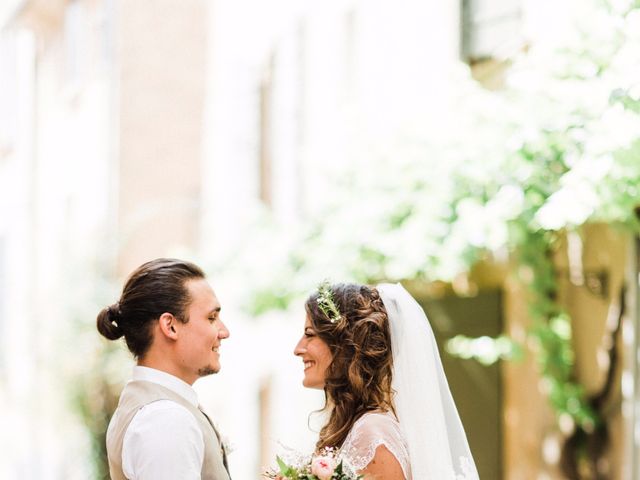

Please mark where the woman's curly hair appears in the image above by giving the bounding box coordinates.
[305,283,395,450]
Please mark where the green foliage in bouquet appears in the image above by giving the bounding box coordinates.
[263,451,363,480]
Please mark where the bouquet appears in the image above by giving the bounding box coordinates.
[262,447,363,480]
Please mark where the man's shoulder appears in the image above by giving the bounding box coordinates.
[133,398,198,424]
[126,399,203,440]
[119,380,195,410]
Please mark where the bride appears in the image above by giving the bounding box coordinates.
[293,282,479,479]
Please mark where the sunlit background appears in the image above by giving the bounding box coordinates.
[1,0,640,478]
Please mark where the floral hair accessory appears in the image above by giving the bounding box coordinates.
[316,280,343,325]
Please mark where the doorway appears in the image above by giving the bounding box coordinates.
[419,290,503,480]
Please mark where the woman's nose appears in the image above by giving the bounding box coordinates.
[294,338,307,356]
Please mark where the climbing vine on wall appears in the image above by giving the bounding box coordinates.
[226,0,640,445]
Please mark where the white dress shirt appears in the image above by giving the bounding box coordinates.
[115,366,205,480]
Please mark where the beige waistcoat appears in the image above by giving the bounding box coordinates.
[106,380,231,480]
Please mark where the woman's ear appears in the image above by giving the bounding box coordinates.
[158,312,179,340]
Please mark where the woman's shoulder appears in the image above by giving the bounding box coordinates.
[344,410,406,451]
[351,410,402,433]
[341,410,410,478]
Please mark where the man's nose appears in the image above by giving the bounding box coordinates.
[218,320,230,339]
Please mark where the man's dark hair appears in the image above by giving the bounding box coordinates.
[96,258,205,358]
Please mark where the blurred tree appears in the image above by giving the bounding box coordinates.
[228,1,640,478]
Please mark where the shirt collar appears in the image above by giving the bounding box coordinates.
[131,365,199,407]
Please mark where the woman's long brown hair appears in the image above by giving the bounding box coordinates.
[306,283,395,450]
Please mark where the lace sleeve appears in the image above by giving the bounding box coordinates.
[339,412,411,479]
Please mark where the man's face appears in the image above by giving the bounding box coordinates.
[175,278,229,384]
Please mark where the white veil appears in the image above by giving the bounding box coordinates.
[377,283,479,480]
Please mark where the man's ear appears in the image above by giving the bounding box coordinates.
[158,312,179,340]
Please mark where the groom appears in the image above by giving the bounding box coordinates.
[100,259,231,480]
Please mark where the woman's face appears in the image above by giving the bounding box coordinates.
[294,313,333,389]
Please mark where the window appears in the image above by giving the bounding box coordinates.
[461,0,522,63]
[64,0,89,89]
[258,377,273,475]
[0,32,18,158]
[257,22,306,222]
[627,236,640,478]
[0,237,5,372]
[258,55,275,207]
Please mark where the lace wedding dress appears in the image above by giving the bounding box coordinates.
[340,411,411,479]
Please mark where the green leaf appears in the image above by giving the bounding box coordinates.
[276,456,298,478]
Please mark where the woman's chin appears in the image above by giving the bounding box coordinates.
[302,377,323,390]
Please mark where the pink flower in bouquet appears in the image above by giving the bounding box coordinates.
[310,455,336,480]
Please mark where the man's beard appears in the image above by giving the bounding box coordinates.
[198,366,218,377]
